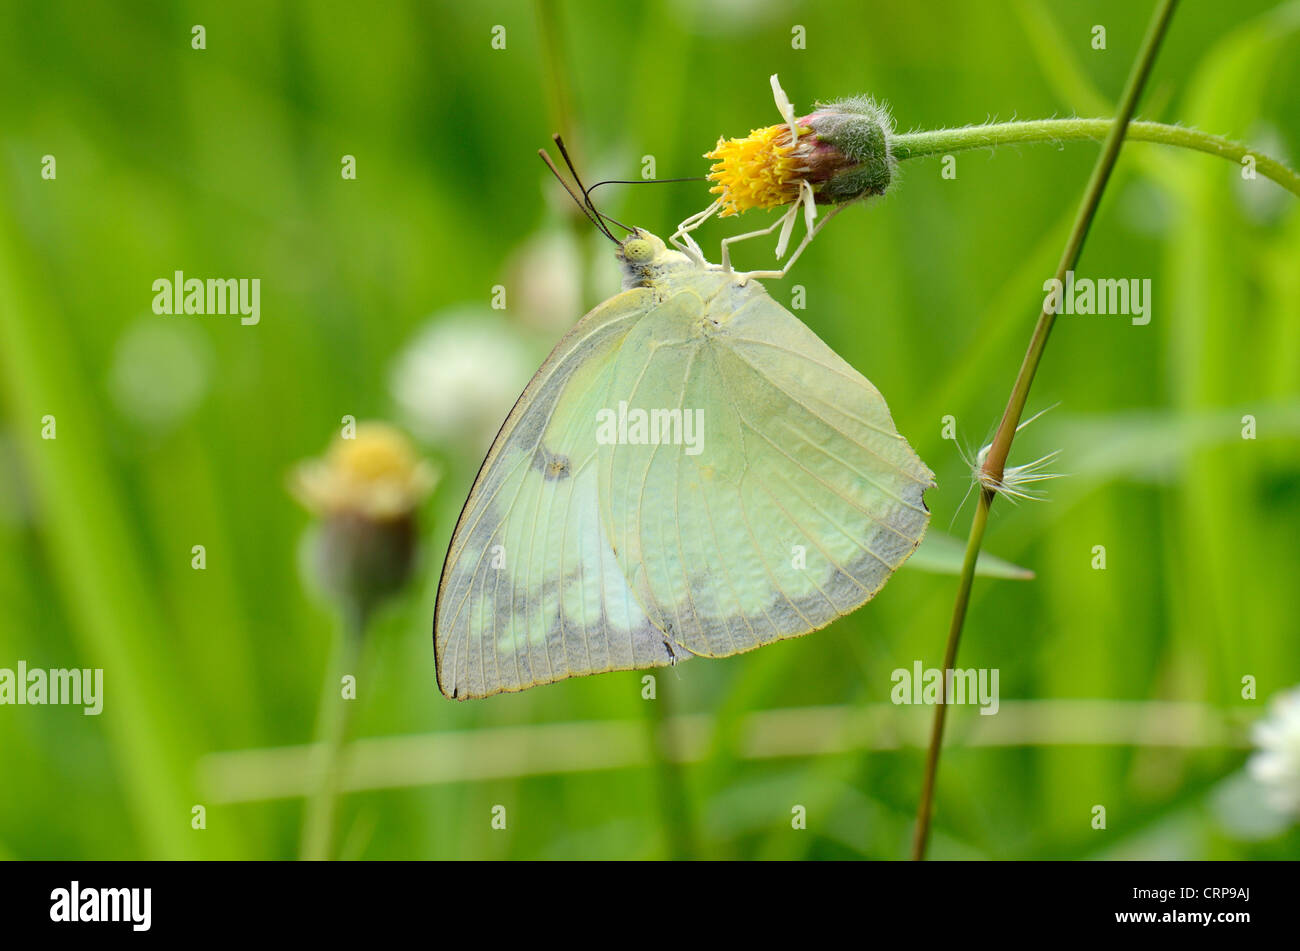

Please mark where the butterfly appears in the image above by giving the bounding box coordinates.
[433,151,932,700]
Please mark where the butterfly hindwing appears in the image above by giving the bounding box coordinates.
[598,272,934,659]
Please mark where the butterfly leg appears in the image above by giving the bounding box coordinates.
[670,226,711,266]
[719,182,821,273]
[717,210,791,273]
[677,229,708,264]
[732,202,853,281]
[669,199,722,265]
[672,199,720,239]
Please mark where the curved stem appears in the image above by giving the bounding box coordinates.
[893,118,1300,198]
[909,0,1182,860]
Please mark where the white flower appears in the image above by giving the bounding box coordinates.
[507,229,582,334]
[390,311,535,448]
[108,320,211,430]
[1248,687,1300,814]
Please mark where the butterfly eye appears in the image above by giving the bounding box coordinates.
[622,239,654,263]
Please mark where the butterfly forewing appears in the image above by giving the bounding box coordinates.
[434,288,679,699]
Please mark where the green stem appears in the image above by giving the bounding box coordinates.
[535,0,576,146]
[300,604,367,860]
[910,0,1182,860]
[893,118,1300,198]
[645,675,698,859]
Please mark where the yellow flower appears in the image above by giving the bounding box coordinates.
[292,422,437,522]
[674,75,896,274]
[700,75,897,219]
[705,122,814,217]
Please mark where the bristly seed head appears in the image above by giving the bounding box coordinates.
[957,406,1064,507]
[974,446,1063,503]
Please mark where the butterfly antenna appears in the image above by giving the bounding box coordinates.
[588,177,708,194]
[588,176,710,238]
[538,147,617,242]
[551,134,636,237]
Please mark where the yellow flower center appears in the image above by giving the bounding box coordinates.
[292,422,437,521]
[705,124,811,216]
[330,423,420,483]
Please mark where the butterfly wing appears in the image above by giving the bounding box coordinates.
[434,288,683,699]
[598,272,934,658]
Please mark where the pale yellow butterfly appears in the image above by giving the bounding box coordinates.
[433,216,933,699]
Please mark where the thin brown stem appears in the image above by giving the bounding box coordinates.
[912,489,991,860]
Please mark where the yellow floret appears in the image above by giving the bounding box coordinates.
[704,124,811,216]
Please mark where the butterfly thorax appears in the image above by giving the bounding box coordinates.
[616,229,700,291]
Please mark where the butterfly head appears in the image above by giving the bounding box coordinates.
[616,228,693,289]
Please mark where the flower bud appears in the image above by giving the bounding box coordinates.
[291,422,437,624]
[800,96,895,203]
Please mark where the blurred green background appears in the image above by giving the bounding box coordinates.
[1,0,1298,860]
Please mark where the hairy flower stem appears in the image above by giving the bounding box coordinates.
[893,119,1300,198]
[910,0,1181,861]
